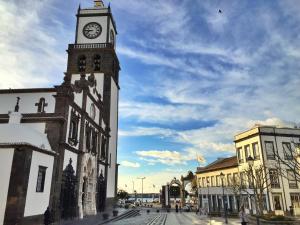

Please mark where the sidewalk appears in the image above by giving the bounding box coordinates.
[57,208,127,225]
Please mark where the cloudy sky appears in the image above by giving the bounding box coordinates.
[1,0,300,193]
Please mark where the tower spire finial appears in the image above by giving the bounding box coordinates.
[94,0,104,8]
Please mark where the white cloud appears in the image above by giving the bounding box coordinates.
[0,1,68,89]
[136,149,206,165]
[120,160,140,168]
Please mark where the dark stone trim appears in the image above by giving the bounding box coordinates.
[0,88,55,94]
[0,113,66,124]
[98,160,108,166]
[4,148,32,225]
[20,214,43,225]
[75,5,80,44]
[0,144,56,156]
[87,92,103,110]
[70,102,107,135]
[106,11,110,43]
[61,143,79,154]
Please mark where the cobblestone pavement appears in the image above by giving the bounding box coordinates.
[58,208,242,225]
[106,210,241,225]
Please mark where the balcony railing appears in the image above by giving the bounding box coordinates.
[69,43,113,49]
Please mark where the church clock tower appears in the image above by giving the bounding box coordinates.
[54,0,120,219]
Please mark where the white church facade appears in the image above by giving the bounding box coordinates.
[0,1,120,224]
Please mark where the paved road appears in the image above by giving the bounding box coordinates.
[165,213,241,225]
[106,211,241,225]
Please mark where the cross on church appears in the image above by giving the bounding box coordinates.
[35,97,48,113]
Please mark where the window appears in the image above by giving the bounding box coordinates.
[100,136,106,159]
[237,147,243,163]
[282,142,293,160]
[269,169,280,188]
[93,54,101,71]
[91,130,98,155]
[291,193,300,208]
[85,124,91,152]
[287,170,297,189]
[233,173,238,184]
[240,172,247,188]
[227,174,232,186]
[90,103,96,120]
[36,166,47,192]
[198,178,201,187]
[211,176,215,186]
[265,141,275,160]
[216,175,220,186]
[78,55,86,72]
[202,177,205,187]
[252,143,260,160]
[245,145,251,161]
[206,177,210,186]
[273,194,282,210]
[68,110,80,146]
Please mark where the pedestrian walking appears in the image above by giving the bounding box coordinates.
[175,204,179,213]
[239,206,248,225]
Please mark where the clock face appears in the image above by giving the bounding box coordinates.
[83,22,102,39]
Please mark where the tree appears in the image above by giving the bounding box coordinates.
[117,189,129,200]
[227,163,271,219]
[272,141,300,183]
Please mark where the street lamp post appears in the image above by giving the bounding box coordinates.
[207,180,210,213]
[247,156,260,225]
[220,172,228,224]
[137,177,146,204]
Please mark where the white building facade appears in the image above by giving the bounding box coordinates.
[0,1,120,224]
[235,126,300,215]
[196,126,300,217]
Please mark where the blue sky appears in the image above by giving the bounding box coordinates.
[1,0,300,193]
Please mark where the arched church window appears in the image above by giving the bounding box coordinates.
[110,30,115,47]
[91,130,98,155]
[100,136,106,159]
[85,124,91,152]
[68,110,80,146]
[93,54,101,71]
[90,103,96,120]
[35,97,48,113]
[78,55,86,72]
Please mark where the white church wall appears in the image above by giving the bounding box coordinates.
[77,16,108,44]
[94,73,104,98]
[106,78,118,198]
[0,92,56,114]
[63,150,78,174]
[23,123,46,135]
[24,151,54,217]
[0,148,14,225]
[86,97,100,123]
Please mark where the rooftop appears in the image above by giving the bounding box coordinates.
[196,156,237,174]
